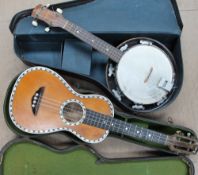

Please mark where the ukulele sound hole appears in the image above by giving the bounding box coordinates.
[62,101,84,125]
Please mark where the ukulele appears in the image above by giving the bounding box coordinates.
[9,67,197,155]
[31,4,177,112]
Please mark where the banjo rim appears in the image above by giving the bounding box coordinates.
[105,37,178,111]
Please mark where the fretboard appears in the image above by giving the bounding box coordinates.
[59,18,123,63]
[83,109,168,145]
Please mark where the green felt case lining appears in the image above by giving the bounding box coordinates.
[0,139,193,175]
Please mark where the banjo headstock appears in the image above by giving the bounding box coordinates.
[32,4,65,28]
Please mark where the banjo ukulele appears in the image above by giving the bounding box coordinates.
[31,5,177,112]
[9,67,197,155]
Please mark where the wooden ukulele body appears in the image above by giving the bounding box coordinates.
[9,67,114,143]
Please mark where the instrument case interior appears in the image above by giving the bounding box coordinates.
[1,123,195,175]
[0,137,194,175]
[10,0,184,113]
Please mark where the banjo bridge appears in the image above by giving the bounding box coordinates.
[31,87,45,116]
[144,67,154,83]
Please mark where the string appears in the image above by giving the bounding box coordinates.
[38,99,190,147]
[18,78,193,148]
[40,14,123,62]
[29,90,194,148]
[35,95,109,118]
[35,96,168,143]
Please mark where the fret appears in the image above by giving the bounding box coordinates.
[123,122,130,133]
[142,128,147,139]
[133,125,137,137]
[93,113,100,128]
[96,113,105,129]
[91,112,97,126]
[150,131,155,142]
[115,120,124,133]
[118,120,124,133]
[104,117,112,130]
[110,118,116,132]
[145,129,149,141]
[83,114,92,126]
[146,129,152,141]
[88,111,100,128]
[138,128,144,138]
[101,117,108,129]
[109,117,114,127]
[70,23,76,32]
[148,131,152,141]
[154,132,160,142]
[90,118,95,126]
[95,113,102,128]
[127,123,133,135]
[136,126,143,138]
[155,132,163,143]
[67,21,74,32]
[157,133,162,143]
[111,120,117,132]
[84,109,167,146]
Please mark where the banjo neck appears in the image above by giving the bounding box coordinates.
[32,5,123,63]
[84,109,168,146]
[61,19,123,63]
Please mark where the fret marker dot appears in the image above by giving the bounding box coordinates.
[76,30,80,33]
[137,130,140,134]
[125,128,128,130]
[111,123,114,126]
[106,48,109,52]
[149,134,151,137]
[92,40,95,43]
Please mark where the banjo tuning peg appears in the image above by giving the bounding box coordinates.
[46,4,51,8]
[187,132,191,137]
[32,20,38,27]
[56,8,63,14]
[45,27,50,33]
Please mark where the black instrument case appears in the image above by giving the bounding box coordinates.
[10,0,184,113]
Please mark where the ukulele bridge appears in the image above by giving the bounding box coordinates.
[31,87,45,115]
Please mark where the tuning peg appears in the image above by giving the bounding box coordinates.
[176,130,181,134]
[46,4,51,8]
[187,133,191,137]
[32,20,38,27]
[45,27,50,32]
[56,8,63,14]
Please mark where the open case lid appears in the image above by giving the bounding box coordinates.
[10,0,184,113]
[0,137,194,175]
[11,0,182,35]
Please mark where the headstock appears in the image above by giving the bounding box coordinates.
[32,4,64,29]
[168,132,198,155]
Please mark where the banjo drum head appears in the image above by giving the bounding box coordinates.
[106,38,176,111]
[117,43,174,105]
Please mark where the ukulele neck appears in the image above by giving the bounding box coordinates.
[83,109,168,146]
[59,18,123,63]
